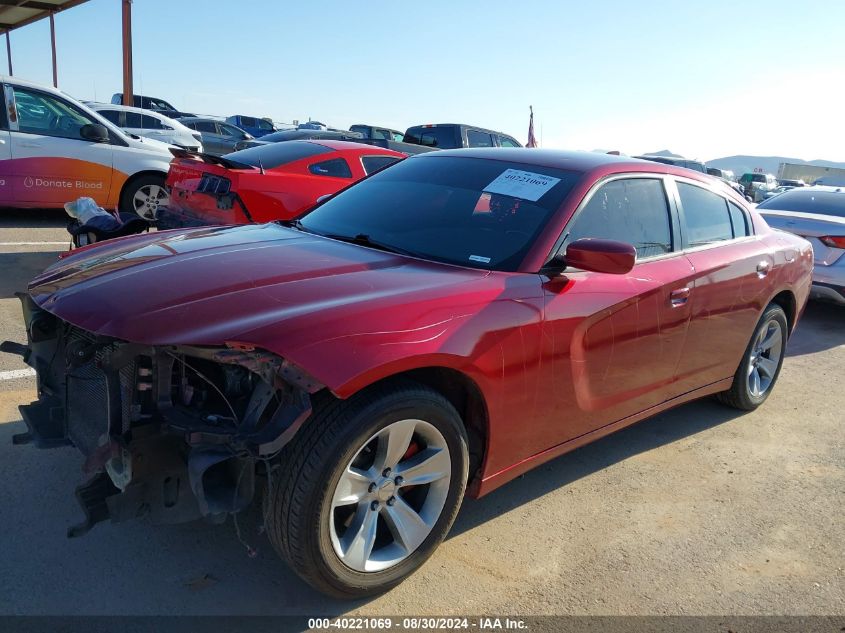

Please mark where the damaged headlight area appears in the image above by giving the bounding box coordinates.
[2,293,322,537]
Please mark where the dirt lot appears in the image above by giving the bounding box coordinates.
[0,210,842,617]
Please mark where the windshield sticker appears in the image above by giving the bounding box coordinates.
[469,255,491,264]
[483,169,561,202]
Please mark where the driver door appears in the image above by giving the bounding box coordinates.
[539,176,696,445]
[5,84,114,207]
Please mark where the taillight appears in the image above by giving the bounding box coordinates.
[819,236,845,249]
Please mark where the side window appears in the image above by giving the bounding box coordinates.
[194,121,217,133]
[257,119,274,131]
[218,123,240,137]
[372,128,392,140]
[309,158,353,178]
[362,155,400,175]
[728,202,750,237]
[391,131,405,142]
[98,110,123,126]
[566,178,673,259]
[498,135,521,148]
[12,87,96,140]
[677,182,734,246]
[124,111,143,128]
[466,129,495,147]
[240,116,257,128]
[141,114,166,129]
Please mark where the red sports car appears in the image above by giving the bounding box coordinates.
[7,149,813,598]
[157,140,405,227]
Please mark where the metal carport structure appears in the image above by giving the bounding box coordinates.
[0,0,135,103]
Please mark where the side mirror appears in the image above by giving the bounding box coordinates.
[80,123,110,143]
[561,238,637,274]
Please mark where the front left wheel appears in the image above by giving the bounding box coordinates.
[265,382,469,598]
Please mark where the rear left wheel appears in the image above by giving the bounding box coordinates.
[718,303,788,410]
[265,383,469,598]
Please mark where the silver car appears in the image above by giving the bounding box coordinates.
[179,117,253,156]
[757,186,845,305]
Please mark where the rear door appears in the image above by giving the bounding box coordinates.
[541,175,695,445]
[671,179,772,391]
[5,84,114,207]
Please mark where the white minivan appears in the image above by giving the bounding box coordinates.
[88,103,203,153]
[1,76,174,219]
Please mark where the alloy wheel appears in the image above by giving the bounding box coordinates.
[747,318,784,398]
[329,418,451,573]
[133,184,168,220]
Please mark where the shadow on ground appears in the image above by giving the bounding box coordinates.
[0,207,67,229]
[786,301,845,356]
[0,251,62,299]
[452,398,741,536]
[0,396,741,615]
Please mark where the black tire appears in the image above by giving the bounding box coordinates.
[119,173,168,220]
[265,381,469,598]
[717,303,788,411]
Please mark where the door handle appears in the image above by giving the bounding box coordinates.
[756,261,771,277]
[670,287,690,306]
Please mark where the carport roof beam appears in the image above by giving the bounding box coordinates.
[0,0,89,86]
[0,0,89,36]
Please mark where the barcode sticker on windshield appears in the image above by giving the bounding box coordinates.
[469,255,491,264]
[483,169,561,202]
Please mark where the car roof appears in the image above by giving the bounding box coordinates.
[1,74,73,98]
[180,116,225,123]
[415,147,704,173]
[306,139,406,156]
[88,102,173,118]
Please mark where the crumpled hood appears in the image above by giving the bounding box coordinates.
[29,223,489,349]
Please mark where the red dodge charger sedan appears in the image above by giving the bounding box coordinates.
[158,140,405,228]
[5,149,813,597]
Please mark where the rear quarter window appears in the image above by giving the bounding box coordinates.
[309,158,353,178]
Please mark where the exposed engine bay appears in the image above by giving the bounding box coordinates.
[2,293,322,537]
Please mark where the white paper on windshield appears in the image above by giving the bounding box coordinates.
[483,169,561,202]
[469,255,491,264]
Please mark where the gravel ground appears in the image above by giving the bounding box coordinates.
[0,211,842,617]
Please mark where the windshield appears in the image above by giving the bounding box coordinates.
[299,155,580,271]
[758,189,845,217]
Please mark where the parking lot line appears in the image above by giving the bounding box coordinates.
[0,242,68,246]
[0,368,35,380]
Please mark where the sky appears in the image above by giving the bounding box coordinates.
[5,0,845,162]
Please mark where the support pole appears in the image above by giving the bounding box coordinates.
[121,0,133,106]
[49,12,57,87]
[5,31,11,76]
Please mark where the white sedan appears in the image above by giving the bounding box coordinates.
[87,102,203,153]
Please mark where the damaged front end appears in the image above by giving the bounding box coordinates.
[2,293,322,537]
